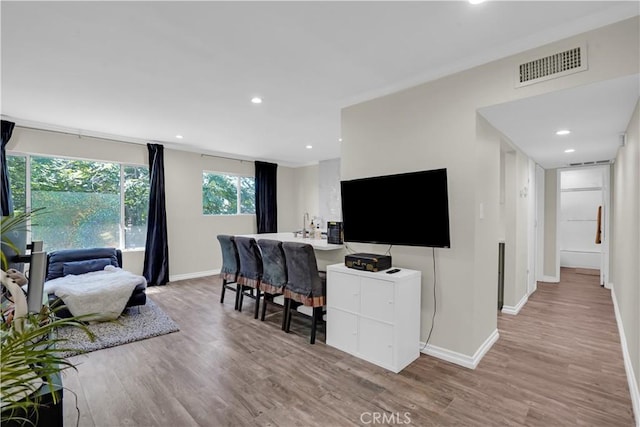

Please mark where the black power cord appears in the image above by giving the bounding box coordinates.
[420,247,437,351]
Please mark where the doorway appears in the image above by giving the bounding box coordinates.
[558,166,610,285]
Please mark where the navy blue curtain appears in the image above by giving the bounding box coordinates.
[255,161,278,233]
[143,143,169,285]
[1,120,16,216]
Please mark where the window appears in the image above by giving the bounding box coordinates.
[7,155,26,213]
[7,154,149,252]
[124,166,150,249]
[202,171,255,215]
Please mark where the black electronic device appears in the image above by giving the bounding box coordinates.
[345,253,392,272]
[340,168,451,248]
[386,268,401,274]
[327,221,344,244]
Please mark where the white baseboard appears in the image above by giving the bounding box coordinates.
[169,269,218,282]
[420,329,499,370]
[541,275,559,283]
[611,286,640,427]
[605,282,613,290]
[501,293,529,315]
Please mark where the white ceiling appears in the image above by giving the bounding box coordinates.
[1,1,639,167]
[479,74,640,169]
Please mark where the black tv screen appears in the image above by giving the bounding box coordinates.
[340,168,451,248]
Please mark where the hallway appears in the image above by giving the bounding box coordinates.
[490,267,634,425]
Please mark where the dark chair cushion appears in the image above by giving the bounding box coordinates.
[217,235,240,282]
[257,239,287,295]
[282,242,326,307]
[235,236,262,288]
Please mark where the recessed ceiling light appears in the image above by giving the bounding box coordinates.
[305,145,313,149]
[564,148,575,153]
[251,97,262,104]
[175,135,183,139]
[556,129,571,136]
[469,0,485,4]
[338,138,342,142]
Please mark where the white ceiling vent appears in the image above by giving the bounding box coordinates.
[516,44,587,87]
[568,159,611,167]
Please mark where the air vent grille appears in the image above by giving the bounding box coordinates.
[568,160,611,167]
[516,44,587,87]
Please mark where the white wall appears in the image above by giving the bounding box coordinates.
[514,149,530,307]
[318,158,342,227]
[503,150,517,308]
[496,138,531,314]
[611,99,640,419]
[474,116,501,342]
[164,149,256,279]
[341,17,639,363]
[277,166,302,233]
[292,164,319,232]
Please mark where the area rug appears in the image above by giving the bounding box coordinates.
[56,298,179,357]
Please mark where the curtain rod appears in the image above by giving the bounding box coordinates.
[12,121,255,164]
[200,153,253,164]
[14,124,148,147]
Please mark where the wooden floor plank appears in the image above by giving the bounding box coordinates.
[59,268,634,426]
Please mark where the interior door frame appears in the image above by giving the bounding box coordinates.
[555,164,610,284]
[527,159,537,295]
[535,164,545,285]
[601,165,611,288]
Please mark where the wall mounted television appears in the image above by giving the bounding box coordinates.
[340,168,451,248]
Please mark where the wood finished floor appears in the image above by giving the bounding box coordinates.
[60,267,634,426]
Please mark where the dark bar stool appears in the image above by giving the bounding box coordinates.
[282,242,327,344]
[257,239,288,329]
[216,234,241,310]
[235,236,263,319]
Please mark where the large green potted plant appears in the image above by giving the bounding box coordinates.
[1,209,94,425]
[0,299,94,424]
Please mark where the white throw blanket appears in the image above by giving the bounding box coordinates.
[42,266,147,321]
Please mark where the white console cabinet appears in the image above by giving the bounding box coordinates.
[326,263,421,373]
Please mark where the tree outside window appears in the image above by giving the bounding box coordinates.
[6,155,26,214]
[124,166,149,249]
[203,172,255,215]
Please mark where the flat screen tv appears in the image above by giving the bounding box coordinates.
[340,168,451,248]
